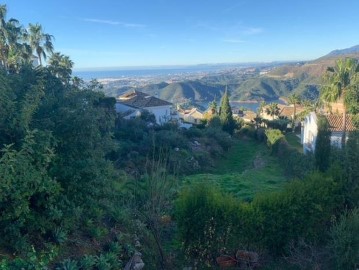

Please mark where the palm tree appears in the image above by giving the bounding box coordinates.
[266,102,280,120]
[48,52,74,83]
[288,94,301,132]
[321,58,359,147]
[0,4,23,70]
[27,23,54,65]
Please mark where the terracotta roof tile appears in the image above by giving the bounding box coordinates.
[279,105,305,118]
[325,114,356,132]
[117,90,172,108]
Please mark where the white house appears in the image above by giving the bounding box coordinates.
[302,112,356,153]
[178,108,204,125]
[116,90,173,125]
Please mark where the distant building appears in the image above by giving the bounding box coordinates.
[260,104,305,121]
[116,90,173,125]
[178,108,204,124]
[302,112,356,153]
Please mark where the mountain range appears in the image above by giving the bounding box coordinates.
[104,45,359,105]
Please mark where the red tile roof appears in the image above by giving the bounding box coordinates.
[117,90,172,108]
[280,106,305,118]
[325,114,356,132]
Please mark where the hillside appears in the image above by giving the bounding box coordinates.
[103,45,359,105]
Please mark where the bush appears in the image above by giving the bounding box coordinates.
[277,140,314,179]
[265,129,284,153]
[252,172,339,254]
[176,184,241,266]
[329,208,359,270]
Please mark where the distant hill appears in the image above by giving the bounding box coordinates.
[103,45,359,104]
[323,44,359,58]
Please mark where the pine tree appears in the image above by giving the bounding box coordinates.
[315,116,331,172]
[219,88,235,135]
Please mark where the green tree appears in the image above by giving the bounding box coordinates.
[265,102,280,120]
[344,131,359,206]
[219,88,235,134]
[314,116,331,172]
[26,23,54,65]
[321,58,359,147]
[329,208,359,270]
[287,93,301,132]
[48,52,73,84]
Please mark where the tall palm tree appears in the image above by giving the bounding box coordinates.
[0,4,23,70]
[288,93,301,132]
[321,58,359,147]
[266,102,280,120]
[27,23,54,66]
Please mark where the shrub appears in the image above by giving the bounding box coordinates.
[277,140,314,179]
[252,172,339,254]
[329,208,359,270]
[176,184,240,266]
[265,129,284,153]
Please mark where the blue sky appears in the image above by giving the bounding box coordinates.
[7,0,359,69]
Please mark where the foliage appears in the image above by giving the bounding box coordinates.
[265,103,280,120]
[320,58,359,146]
[315,116,331,172]
[177,172,340,267]
[219,89,236,135]
[265,118,290,132]
[265,129,284,153]
[176,184,240,266]
[252,172,339,254]
[343,131,359,206]
[329,208,359,270]
[276,139,314,179]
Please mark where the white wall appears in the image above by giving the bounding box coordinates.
[115,102,172,125]
[302,112,318,153]
[145,105,172,124]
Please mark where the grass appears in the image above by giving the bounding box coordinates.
[182,137,288,201]
[285,132,303,153]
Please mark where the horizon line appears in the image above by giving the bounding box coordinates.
[73,59,308,72]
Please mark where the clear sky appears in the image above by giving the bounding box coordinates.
[7,0,359,69]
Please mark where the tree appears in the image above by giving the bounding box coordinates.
[219,88,235,134]
[0,4,26,70]
[208,100,217,115]
[320,58,359,147]
[48,52,73,84]
[265,102,280,120]
[257,100,266,115]
[314,116,331,172]
[344,131,359,206]
[26,23,54,65]
[288,94,301,132]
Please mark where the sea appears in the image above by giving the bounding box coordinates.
[73,65,238,80]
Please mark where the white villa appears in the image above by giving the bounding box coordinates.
[115,91,174,125]
[302,112,356,153]
[178,108,204,125]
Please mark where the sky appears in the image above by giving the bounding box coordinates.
[7,0,359,69]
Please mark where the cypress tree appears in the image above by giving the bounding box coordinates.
[344,131,359,206]
[315,116,331,172]
[219,88,235,135]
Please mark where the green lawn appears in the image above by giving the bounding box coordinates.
[285,132,303,153]
[182,138,288,201]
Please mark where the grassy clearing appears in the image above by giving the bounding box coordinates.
[182,137,288,201]
[285,132,303,153]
